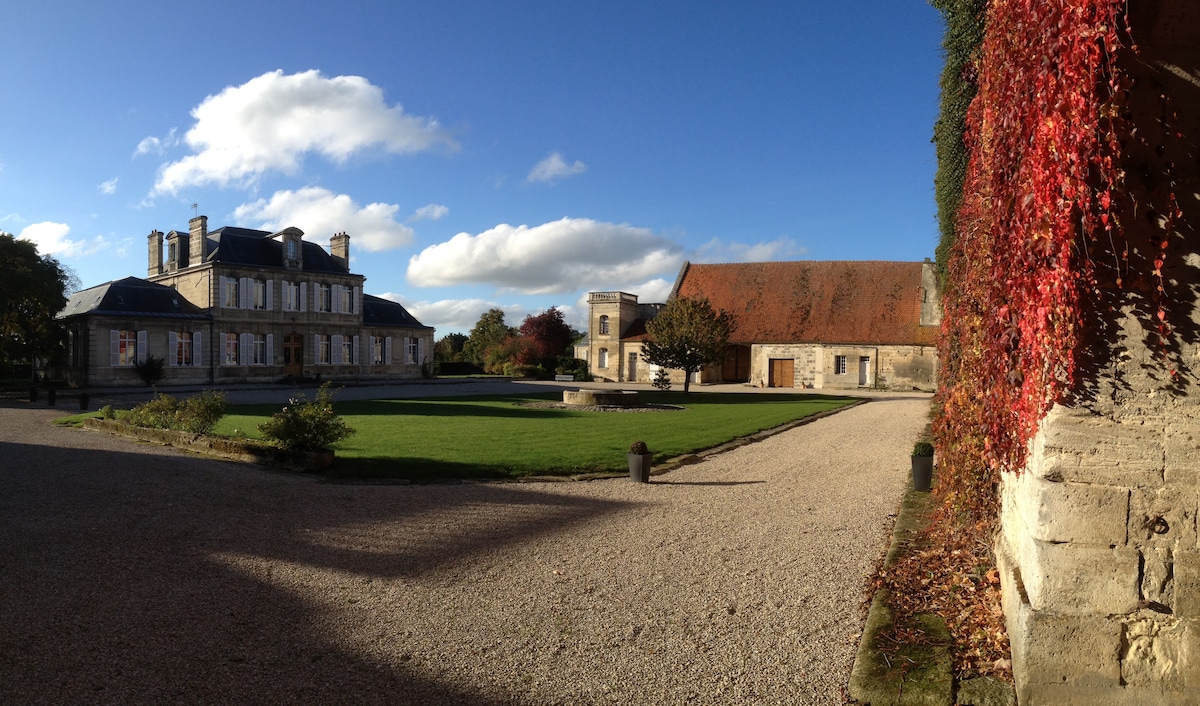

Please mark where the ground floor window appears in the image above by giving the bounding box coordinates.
[340,335,354,365]
[252,334,266,365]
[113,329,138,366]
[598,348,608,368]
[406,337,419,364]
[224,333,239,366]
[317,334,331,364]
[834,354,847,375]
[173,332,192,366]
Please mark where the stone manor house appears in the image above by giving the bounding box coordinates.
[55,216,434,387]
[583,260,940,391]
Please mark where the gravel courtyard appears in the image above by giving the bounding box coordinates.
[0,388,929,705]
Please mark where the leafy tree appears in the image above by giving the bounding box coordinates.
[463,308,515,368]
[516,307,574,369]
[642,296,734,393]
[434,332,469,362]
[0,232,71,374]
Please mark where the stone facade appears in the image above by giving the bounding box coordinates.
[583,260,939,390]
[996,4,1200,701]
[56,218,433,388]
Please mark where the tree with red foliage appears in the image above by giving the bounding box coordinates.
[517,307,574,369]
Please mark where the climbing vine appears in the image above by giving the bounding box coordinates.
[934,0,1128,522]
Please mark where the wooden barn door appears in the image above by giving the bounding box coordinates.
[768,358,794,388]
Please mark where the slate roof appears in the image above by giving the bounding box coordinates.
[57,277,209,321]
[670,261,936,346]
[362,294,432,329]
[204,227,348,274]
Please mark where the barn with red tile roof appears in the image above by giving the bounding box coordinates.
[585,260,940,391]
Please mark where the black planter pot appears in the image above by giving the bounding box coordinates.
[912,456,934,492]
[627,452,652,483]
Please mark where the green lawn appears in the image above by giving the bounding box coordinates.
[215,391,856,481]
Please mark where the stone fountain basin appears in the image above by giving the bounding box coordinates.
[562,389,639,407]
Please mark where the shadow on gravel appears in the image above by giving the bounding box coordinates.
[654,480,768,486]
[0,436,631,704]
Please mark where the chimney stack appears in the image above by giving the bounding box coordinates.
[148,230,164,276]
[330,231,350,271]
[188,215,208,266]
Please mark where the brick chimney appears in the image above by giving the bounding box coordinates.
[330,231,350,271]
[188,215,208,267]
[147,230,163,276]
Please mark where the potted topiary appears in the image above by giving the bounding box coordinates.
[911,441,934,492]
[628,440,652,483]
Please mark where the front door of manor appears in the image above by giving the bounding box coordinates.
[284,334,303,378]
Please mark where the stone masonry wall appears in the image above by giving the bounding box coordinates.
[996,3,1200,703]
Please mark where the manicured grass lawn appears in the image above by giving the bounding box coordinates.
[215,391,856,481]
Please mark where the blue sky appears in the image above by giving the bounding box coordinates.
[1,1,945,335]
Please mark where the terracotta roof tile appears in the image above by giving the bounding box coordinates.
[673,261,936,346]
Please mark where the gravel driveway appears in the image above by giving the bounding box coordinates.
[0,389,929,705]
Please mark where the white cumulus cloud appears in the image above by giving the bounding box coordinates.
[412,203,449,221]
[152,69,457,194]
[18,222,106,258]
[232,187,414,252]
[134,128,177,157]
[526,152,586,184]
[98,177,118,195]
[379,295,528,334]
[407,217,683,295]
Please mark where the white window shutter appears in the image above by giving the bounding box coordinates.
[418,337,425,365]
[219,277,228,308]
[266,280,274,310]
[110,330,119,366]
[265,334,274,364]
[168,332,178,366]
[332,285,341,314]
[314,334,320,363]
[352,287,360,314]
[353,335,359,365]
[240,333,251,366]
[332,334,342,364]
[239,278,249,309]
[300,282,307,312]
[384,336,392,364]
[137,331,148,364]
[193,332,203,366]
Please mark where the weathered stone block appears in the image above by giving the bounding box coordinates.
[1020,683,1197,706]
[1121,616,1187,687]
[1024,543,1140,615]
[1033,406,1164,487]
[1128,487,1198,548]
[1141,547,1175,608]
[1164,421,1200,486]
[1010,473,1129,546]
[1177,550,1200,618]
[1021,612,1122,686]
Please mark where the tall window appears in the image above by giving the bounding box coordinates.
[224,333,239,366]
[318,334,331,364]
[117,330,137,366]
[341,336,354,365]
[372,336,384,364]
[340,286,354,314]
[252,334,266,365]
[317,284,332,312]
[252,279,266,310]
[175,332,193,366]
[281,281,298,311]
[598,348,608,368]
[834,355,847,375]
[287,238,298,261]
[222,277,239,308]
[599,315,610,335]
[406,337,419,364]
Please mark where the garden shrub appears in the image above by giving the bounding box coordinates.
[258,382,354,451]
[125,390,226,434]
[135,354,165,386]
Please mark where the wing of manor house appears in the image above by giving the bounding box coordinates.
[55,216,434,387]
[583,260,941,391]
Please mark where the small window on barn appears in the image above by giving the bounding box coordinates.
[599,315,610,335]
[598,348,608,368]
[835,355,847,375]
